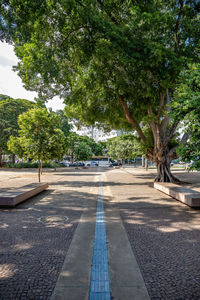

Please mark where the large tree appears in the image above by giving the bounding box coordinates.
[1,1,200,181]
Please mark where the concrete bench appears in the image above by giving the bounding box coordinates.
[0,182,48,207]
[154,182,200,208]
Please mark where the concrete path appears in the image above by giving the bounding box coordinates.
[1,167,200,299]
[51,169,149,300]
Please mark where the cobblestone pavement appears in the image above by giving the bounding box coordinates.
[105,168,200,300]
[0,168,99,300]
[2,167,200,300]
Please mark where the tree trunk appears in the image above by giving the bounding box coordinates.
[152,148,180,183]
[12,153,15,164]
[0,149,2,167]
[147,143,180,183]
[145,157,148,170]
[155,161,179,182]
[120,94,182,183]
[142,155,145,167]
[38,160,41,182]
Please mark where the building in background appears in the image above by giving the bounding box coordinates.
[71,123,122,142]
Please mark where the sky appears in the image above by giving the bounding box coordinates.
[0,41,65,111]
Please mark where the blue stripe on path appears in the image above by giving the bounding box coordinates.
[89,173,111,300]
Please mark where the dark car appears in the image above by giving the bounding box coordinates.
[78,162,85,166]
[109,161,121,167]
[69,162,77,167]
[69,162,85,167]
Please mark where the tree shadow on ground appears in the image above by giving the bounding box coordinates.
[50,179,155,188]
[53,173,100,177]
[112,194,200,299]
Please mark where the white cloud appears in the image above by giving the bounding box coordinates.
[46,96,65,111]
[0,42,65,111]
[0,55,16,67]
[0,42,18,62]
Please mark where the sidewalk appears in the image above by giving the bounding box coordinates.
[107,168,200,299]
[0,167,200,299]
[0,168,98,300]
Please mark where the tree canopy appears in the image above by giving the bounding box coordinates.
[77,135,104,156]
[107,134,142,163]
[73,142,93,163]
[8,107,65,181]
[174,64,200,170]
[0,96,35,165]
[66,132,104,161]
[1,1,200,181]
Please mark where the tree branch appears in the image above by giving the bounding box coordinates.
[164,120,179,147]
[168,146,178,159]
[160,89,171,135]
[120,97,146,144]
[180,132,190,143]
[161,116,170,136]
[96,0,119,25]
[157,93,166,121]
[174,0,184,54]
[160,93,165,107]
[147,105,157,143]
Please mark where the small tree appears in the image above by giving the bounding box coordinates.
[8,108,65,182]
[67,132,104,161]
[45,128,66,171]
[78,135,104,156]
[107,134,140,167]
[67,132,80,162]
[73,142,93,167]
[55,110,71,155]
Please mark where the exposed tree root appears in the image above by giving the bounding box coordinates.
[154,163,181,183]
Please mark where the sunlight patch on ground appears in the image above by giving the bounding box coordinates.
[14,243,32,251]
[157,226,180,233]
[0,264,16,279]
[0,223,9,229]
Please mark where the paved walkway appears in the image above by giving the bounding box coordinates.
[0,167,200,299]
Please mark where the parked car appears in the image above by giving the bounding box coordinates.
[109,161,121,167]
[60,161,70,167]
[78,162,85,167]
[69,162,85,167]
[86,161,99,167]
[68,162,77,167]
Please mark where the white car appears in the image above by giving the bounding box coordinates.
[60,160,71,167]
[86,161,99,167]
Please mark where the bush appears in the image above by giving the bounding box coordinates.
[5,162,62,169]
